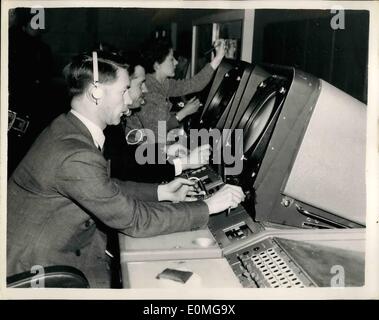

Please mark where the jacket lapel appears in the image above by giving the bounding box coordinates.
[66,112,97,148]
[66,112,110,177]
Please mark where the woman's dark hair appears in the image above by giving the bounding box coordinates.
[141,39,172,74]
[63,51,128,97]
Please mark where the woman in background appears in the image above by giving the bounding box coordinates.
[127,39,225,143]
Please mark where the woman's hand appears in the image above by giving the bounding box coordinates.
[176,97,202,121]
[210,39,226,70]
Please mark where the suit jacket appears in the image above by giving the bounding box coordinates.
[103,124,176,183]
[7,112,209,288]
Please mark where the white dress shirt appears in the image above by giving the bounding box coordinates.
[172,158,183,176]
[70,109,105,150]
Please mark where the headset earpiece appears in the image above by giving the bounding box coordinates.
[92,51,104,102]
[91,86,103,99]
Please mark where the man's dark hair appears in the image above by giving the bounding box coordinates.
[141,39,172,74]
[63,51,128,97]
[117,50,143,77]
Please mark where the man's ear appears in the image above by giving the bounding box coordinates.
[86,83,103,105]
[153,61,160,72]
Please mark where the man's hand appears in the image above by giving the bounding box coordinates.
[181,144,211,171]
[157,178,197,202]
[204,184,245,215]
[166,142,188,158]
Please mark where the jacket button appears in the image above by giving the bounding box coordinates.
[75,249,81,257]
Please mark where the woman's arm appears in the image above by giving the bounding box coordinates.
[167,40,226,97]
[167,63,214,97]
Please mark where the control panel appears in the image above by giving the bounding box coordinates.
[225,237,316,288]
[183,165,264,251]
[182,165,224,199]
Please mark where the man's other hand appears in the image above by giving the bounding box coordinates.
[166,142,188,158]
[204,184,245,215]
[181,144,211,171]
[157,178,197,202]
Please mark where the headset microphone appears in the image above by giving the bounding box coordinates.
[92,51,104,101]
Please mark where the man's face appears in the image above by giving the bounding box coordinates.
[100,68,132,126]
[129,65,148,109]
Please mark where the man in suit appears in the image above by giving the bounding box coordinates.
[103,60,211,183]
[7,51,245,288]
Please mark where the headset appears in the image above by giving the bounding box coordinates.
[91,51,134,118]
[91,51,104,103]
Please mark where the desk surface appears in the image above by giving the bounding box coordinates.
[119,227,228,288]
[119,228,222,263]
[125,258,242,288]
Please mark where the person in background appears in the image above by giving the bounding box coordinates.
[8,8,54,176]
[7,51,245,288]
[125,38,225,143]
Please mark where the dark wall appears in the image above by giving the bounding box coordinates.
[39,8,223,76]
[12,7,369,102]
[42,8,156,76]
[252,9,369,103]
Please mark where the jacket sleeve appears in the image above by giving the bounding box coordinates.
[167,113,180,131]
[104,127,176,184]
[114,163,175,184]
[121,142,176,183]
[115,179,159,201]
[55,149,209,237]
[167,63,214,97]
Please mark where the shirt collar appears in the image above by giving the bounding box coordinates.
[70,109,105,150]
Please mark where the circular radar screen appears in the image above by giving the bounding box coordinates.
[200,66,243,129]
